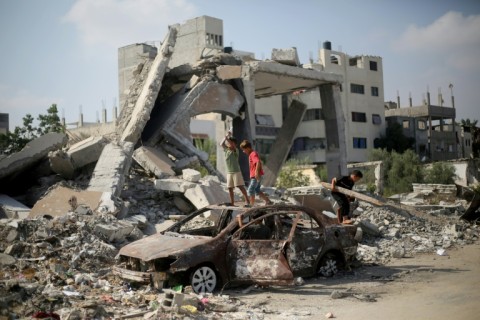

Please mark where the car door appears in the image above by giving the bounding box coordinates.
[225,211,301,286]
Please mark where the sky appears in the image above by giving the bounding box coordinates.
[1,0,479,130]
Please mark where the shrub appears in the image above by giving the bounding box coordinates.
[275,158,311,189]
[424,162,457,184]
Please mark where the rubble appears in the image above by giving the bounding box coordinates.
[1,163,478,318]
[0,16,479,319]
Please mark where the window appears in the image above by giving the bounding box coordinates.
[353,137,367,149]
[417,120,426,130]
[372,114,382,125]
[350,83,365,94]
[205,33,222,47]
[352,112,367,122]
[303,108,323,121]
[371,86,379,96]
[403,120,410,129]
[370,61,378,71]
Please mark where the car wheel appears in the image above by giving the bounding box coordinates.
[190,266,217,294]
[318,252,339,277]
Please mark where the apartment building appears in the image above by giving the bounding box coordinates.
[384,91,458,161]
[256,41,385,163]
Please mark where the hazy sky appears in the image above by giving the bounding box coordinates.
[1,0,479,129]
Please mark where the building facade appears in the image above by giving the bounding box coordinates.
[256,41,385,163]
[385,92,458,161]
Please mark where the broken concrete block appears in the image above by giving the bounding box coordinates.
[124,214,148,230]
[358,220,381,236]
[29,185,114,219]
[94,220,135,242]
[88,141,135,198]
[174,156,200,171]
[0,253,16,266]
[49,136,107,178]
[173,195,194,213]
[182,168,201,183]
[0,194,30,219]
[184,183,230,209]
[154,178,196,193]
[0,132,68,180]
[119,26,178,143]
[133,146,175,178]
[271,47,300,66]
[216,65,242,80]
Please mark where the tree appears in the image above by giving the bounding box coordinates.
[424,162,457,184]
[376,122,415,153]
[37,104,63,135]
[275,158,311,189]
[369,148,423,196]
[0,104,64,155]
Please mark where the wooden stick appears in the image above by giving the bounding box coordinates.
[320,182,384,206]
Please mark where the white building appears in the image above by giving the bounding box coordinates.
[256,41,385,163]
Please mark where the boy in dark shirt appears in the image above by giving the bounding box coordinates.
[331,170,363,224]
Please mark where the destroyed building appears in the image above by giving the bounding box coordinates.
[0,15,479,320]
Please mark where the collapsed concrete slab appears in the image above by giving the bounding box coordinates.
[88,141,135,198]
[154,178,196,193]
[132,146,175,178]
[0,194,30,219]
[29,185,115,218]
[145,78,244,146]
[49,136,107,179]
[271,47,301,66]
[117,25,179,143]
[263,99,307,187]
[0,132,68,181]
[184,182,230,209]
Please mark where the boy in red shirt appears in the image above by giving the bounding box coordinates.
[239,140,273,206]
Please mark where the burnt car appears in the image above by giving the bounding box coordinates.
[113,202,360,293]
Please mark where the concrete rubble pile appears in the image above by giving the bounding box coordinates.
[0,18,479,319]
[1,166,479,318]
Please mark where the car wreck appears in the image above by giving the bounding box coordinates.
[114,203,360,293]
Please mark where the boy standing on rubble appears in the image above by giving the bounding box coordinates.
[331,170,363,224]
[239,140,273,206]
[220,132,250,207]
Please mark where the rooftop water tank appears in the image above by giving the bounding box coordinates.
[323,41,332,50]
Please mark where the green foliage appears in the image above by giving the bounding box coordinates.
[424,162,457,184]
[315,165,328,182]
[275,158,311,189]
[369,148,423,196]
[37,104,63,135]
[376,122,415,153]
[0,104,64,155]
[193,138,217,176]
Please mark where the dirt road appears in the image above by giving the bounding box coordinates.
[223,242,480,320]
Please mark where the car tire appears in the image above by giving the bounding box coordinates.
[318,252,340,277]
[190,265,217,294]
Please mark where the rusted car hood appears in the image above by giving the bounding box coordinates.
[118,232,212,261]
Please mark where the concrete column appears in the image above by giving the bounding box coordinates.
[112,106,117,124]
[102,109,107,123]
[239,67,256,182]
[320,83,347,180]
[263,99,307,187]
[374,162,384,195]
